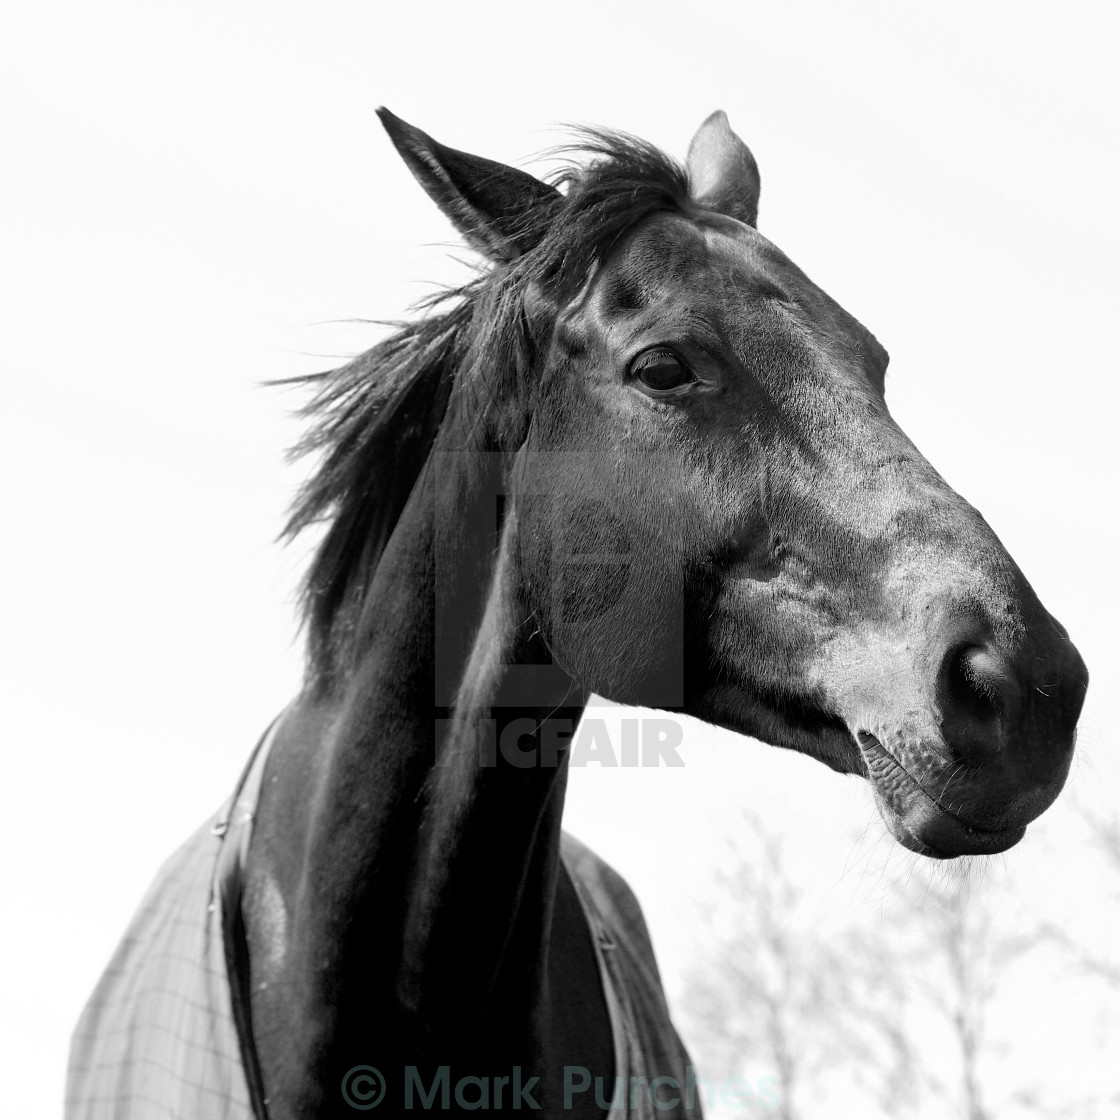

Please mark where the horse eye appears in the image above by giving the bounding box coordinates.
[630,349,695,394]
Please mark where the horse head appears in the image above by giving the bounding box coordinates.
[378,108,1088,859]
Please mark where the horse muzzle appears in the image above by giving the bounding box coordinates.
[850,624,1087,857]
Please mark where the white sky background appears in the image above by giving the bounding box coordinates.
[3,1,1119,1116]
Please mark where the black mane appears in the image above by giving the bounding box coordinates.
[284,130,690,681]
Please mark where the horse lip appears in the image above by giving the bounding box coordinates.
[856,731,1027,858]
[888,803,1026,859]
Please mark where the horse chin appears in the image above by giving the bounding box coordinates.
[876,798,1027,860]
[857,733,1028,859]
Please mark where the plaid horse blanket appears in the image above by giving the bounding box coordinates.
[66,724,700,1119]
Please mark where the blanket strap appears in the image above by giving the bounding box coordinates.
[214,716,284,1120]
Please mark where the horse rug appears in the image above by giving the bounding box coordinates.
[66,723,701,1119]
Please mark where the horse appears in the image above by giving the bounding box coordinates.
[66,108,1088,1120]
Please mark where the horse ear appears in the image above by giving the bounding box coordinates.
[377,107,561,262]
[686,110,761,227]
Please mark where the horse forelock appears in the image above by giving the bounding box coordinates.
[282,130,691,685]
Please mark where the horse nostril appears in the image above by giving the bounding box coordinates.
[937,642,1020,756]
[952,645,1005,717]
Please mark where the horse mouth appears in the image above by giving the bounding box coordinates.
[856,732,1027,859]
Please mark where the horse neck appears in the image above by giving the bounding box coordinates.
[256,430,589,1057]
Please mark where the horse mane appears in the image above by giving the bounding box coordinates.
[284,129,690,682]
